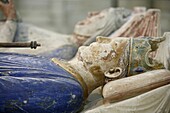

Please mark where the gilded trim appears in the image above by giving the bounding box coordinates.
[127,38,133,76]
[51,58,88,99]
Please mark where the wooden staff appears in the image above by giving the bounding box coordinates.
[0,41,41,49]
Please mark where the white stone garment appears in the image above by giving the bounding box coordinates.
[0,20,17,42]
[84,84,170,113]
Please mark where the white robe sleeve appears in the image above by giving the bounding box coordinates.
[84,84,170,113]
[0,20,17,42]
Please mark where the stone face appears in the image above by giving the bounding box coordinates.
[72,7,131,46]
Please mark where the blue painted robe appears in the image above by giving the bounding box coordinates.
[0,53,84,113]
[39,45,78,60]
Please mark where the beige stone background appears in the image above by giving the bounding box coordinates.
[10,0,170,35]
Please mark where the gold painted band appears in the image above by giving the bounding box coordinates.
[127,38,133,76]
[51,58,89,99]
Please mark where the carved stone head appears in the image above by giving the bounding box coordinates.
[77,36,165,82]
[70,8,132,46]
[77,36,129,80]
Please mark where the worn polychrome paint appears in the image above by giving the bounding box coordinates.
[110,9,161,38]
[0,53,83,113]
[128,37,165,76]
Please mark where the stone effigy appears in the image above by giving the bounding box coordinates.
[0,1,170,113]
[82,34,170,113]
[0,0,131,60]
[0,33,170,113]
[82,8,161,111]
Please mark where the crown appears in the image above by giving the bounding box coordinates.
[128,37,165,76]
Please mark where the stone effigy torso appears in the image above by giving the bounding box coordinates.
[0,33,170,112]
[0,53,84,113]
[0,1,169,112]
